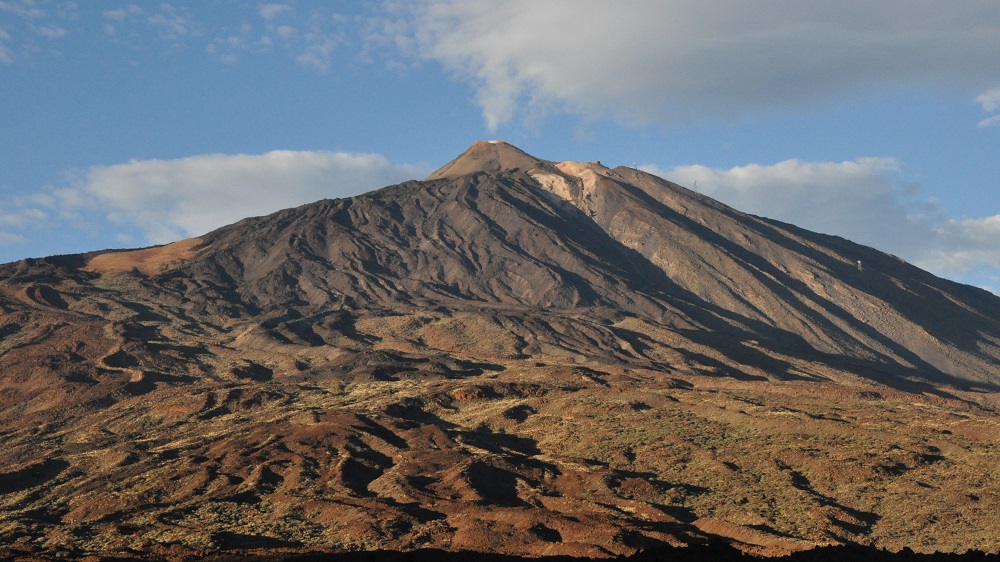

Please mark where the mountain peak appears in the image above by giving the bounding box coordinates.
[426,140,552,180]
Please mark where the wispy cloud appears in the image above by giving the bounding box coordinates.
[146,4,195,41]
[976,87,1000,128]
[0,232,26,246]
[1,3,356,71]
[102,7,130,23]
[201,5,351,70]
[97,4,204,52]
[0,0,53,62]
[644,157,1000,282]
[205,20,265,64]
[0,207,47,228]
[294,23,343,72]
[0,1,46,19]
[0,27,12,63]
[101,5,140,39]
[385,1,1000,130]
[977,88,1000,112]
[0,198,53,249]
[924,216,1000,275]
[258,9,349,72]
[259,3,292,20]
[978,115,1000,129]
[33,24,67,38]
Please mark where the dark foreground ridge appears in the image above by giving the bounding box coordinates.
[209,545,1000,562]
[5,545,1000,561]
[0,141,998,558]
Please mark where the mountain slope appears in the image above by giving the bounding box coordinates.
[71,140,1000,388]
[0,141,998,559]
[523,152,1000,386]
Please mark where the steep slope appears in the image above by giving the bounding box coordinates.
[527,156,1000,386]
[1,141,999,559]
[86,140,1000,389]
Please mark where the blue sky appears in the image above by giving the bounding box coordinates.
[1,1,999,292]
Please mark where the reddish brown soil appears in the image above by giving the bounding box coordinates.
[0,142,998,560]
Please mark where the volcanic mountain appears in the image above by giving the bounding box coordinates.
[1,141,998,559]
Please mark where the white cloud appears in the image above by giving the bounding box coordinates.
[251,8,349,72]
[0,1,46,19]
[34,24,66,38]
[0,0,80,59]
[977,87,1000,127]
[977,88,1000,112]
[98,3,198,46]
[0,201,51,248]
[0,232,26,246]
[387,1,1000,129]
[76,150,429,244]
[102,5,141,37]
[146,4,193,41]
[978,115,1000,129]
[2,3,349,71]
[650,158,934,257]
[645,157,1000,280]
[206,28,252,64]
[0,151,427,256]
[922,216,1000,275]
[102,8,129,22]
[296,32,339,72]
[0,208,45,228]
[259,3,292,20]
[0,212,24,228]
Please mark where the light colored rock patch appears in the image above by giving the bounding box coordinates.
[556,161,610,202]
[529,171,575,202]
[84,237,205,275]
[531,160,613,204]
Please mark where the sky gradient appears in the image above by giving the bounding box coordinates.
[2,1,999,292]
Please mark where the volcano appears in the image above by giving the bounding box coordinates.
[0,141,998,559]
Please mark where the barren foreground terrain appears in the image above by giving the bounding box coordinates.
[1,142,998,559]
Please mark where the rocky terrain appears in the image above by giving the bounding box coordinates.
[0,141,998,560]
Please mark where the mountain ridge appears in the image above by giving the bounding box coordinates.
[123,141,1000,385]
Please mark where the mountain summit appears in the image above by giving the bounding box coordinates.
[426,140,554,179]
[1,142,999,558]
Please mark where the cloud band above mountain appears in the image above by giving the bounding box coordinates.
[83,151,429,244]
[650,158,1000,286]
[390,0,1000,129]
[0,151,428,253]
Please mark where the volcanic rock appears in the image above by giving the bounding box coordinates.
[0,141,998,560]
